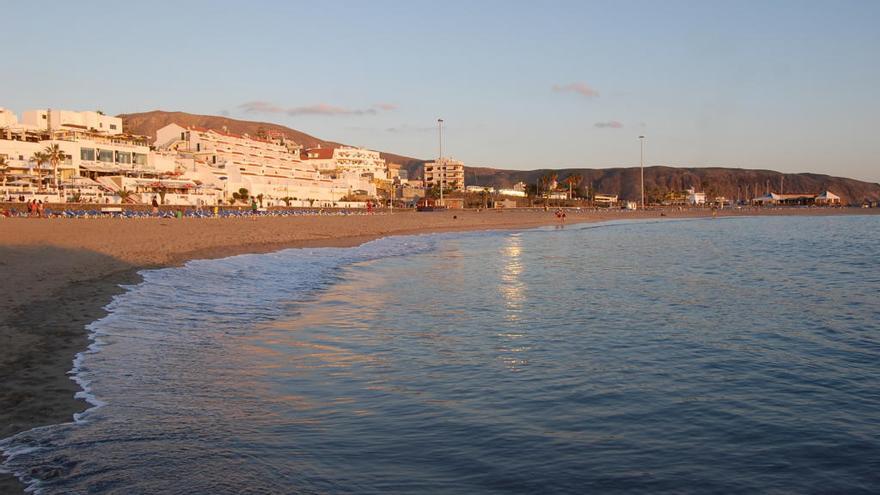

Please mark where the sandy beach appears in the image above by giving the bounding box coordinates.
[0,206,876,492]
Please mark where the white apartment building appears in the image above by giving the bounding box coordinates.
[21,109,123,135]
[423,157,465,191]
[156,124,372,204]
[0,109,203,204]
[687,187,706,205]
[594,194,619,206]
[303,146,388,178]
[301,146,382,196]
[0,108,19,128]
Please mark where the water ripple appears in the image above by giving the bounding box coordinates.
[3,216,880,494]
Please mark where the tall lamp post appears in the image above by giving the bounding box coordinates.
[639,135,645,209]
[437,118,444,207]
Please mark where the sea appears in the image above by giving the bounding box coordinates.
[2,215,879,494]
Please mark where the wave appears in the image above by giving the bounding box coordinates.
[0,229,500,493]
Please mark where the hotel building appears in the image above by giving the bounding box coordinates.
[22,109,123,135]
[423,157,465,191]
[1,108,187,203]
[303,146,388,178]
[156,124,375,205]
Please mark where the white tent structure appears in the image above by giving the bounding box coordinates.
[815,191,841,205]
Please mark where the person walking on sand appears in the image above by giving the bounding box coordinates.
[251,198,258,214]
[37,200,45,218]
[151,196,159,216]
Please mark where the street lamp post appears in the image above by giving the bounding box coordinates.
[437,118,444,207]
[639,135,645,209]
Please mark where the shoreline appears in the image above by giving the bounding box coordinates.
[1,207,877,492]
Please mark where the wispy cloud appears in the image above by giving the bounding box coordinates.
[373,102,398,111]
[552,82,599,98]
[238,101,397,117]
[594,121,623,128]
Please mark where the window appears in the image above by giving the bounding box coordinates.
[133,153,147,166]
[97,149,114,163]
[115,151,132,164]
[110,124,117,130]
[81,148,96,161]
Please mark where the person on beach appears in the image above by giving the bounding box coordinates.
[251,198,258,214]
[37,201,45,218]
[151,196,159,216]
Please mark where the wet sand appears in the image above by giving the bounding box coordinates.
[0,207,875,491]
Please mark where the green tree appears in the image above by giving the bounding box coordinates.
[231,188,250,204]
[31,151,48,191]
[157,186,169,205]
[564,173,582,199]
[0,155,7,188]
[44,143,66,190]
[117,188,134,203]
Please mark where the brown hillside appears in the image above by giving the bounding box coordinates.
[119,111,879,205]
[463,166,880,205]
[118,110,424,168]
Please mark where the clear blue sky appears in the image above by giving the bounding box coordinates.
[3,0,878,182]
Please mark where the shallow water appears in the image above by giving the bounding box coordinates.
[3,216,880,494]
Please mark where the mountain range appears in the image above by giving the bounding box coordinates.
[119,111,880,205]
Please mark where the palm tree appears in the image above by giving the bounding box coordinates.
[44,144,66,191]
[0,155,7,188]
[117,188,134,203]
[540,172,558,204]
[564,173,582,200]
[32,151,48,191]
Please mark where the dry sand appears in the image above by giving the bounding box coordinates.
[0,207,876,491]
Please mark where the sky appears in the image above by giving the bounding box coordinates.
[2,0,878,182]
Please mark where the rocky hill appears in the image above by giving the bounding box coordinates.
[118,110,422,168]
[467,166,880,205]
[119,111,880,205]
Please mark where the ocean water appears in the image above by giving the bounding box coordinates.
[2,215,880,494]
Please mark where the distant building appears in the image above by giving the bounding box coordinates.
[423,157,465,191]
[593,194,618,207]
[303,146,387,178]
[0,108,19,128]
[687,187,706,205]
[465,185,493,193]
[22,109,123,135]
[386,162,402,180]
[498,182,527,197]
[155,123,327,203]
[815,191,841,205]
[752,191,840,206]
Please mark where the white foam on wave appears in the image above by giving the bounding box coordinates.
[0,229,501,492]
